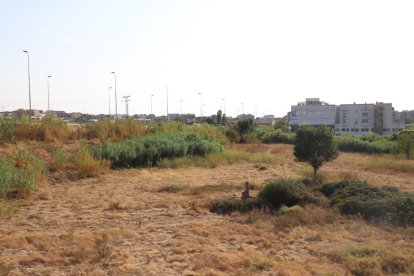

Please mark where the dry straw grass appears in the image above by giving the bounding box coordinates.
[71,146,110,177]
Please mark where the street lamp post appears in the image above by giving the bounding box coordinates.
[198,92,203,117]
[165,85,169,118]
[108,86,112,118]
[111,72,117,120]
[222,98,226,115]
[241,102,245,115]
[180,99,183,115]
[150,94,154,115]
[23,50,32,121]
[47,75,52,112]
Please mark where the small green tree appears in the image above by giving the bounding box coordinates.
[216,110,222,124]
[294,126,339,183]
[237,119,254,143]
[397,130,414,159]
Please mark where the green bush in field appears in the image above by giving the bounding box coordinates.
[209,198,262,215]
[224,127,240,143]
[0,147,47,197]
[320,180,414,226]
[0,117,18,142]
[397,130,414,159]
[335,134,397,154]
[254,126,295,144]
[210,178,316,215]
[258,178,317,209]
[92,131,224,168]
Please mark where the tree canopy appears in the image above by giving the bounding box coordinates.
[293,126,339,182]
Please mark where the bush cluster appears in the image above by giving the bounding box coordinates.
[335,134,397,154]
[210,178,316,215]
[253,126,294,144]
[320,180,414,226]
[92,131,224,168]
[258,178,317,209]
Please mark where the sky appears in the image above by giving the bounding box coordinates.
[0,0,413,117]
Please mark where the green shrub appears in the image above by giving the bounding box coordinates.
[224,127,240,143]
[49,146,70,171]
[258,178,317,210]
[0,117,18,142]
[0,147,47,197]
[92,131,224,168]
[209,198,262,215]
[320,180,414,226]
[336,134,397,154]
[254,126,295,144]
[210,178,317,215]
[0,160,15,197]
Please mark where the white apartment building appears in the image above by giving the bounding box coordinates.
[289,98,405,135]
[288,98,337,130]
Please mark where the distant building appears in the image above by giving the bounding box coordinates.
[398,110,414,124]
[289,98,337,131]
[12,109,42,119]
[237,114,254,120]
[255,117,277,126]
[289,98,405,135]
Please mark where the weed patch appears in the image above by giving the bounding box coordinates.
[158,183,187,193]
[326,243,414,275]
[0,147,47,197]
[72,146,110,177]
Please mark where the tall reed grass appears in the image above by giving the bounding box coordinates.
[0,147,47,197]
[76,119,146,142]
[0,115,69,143]
[92,131,224,168]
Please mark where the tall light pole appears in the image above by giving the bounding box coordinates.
[150,94,154,115]
[198,92,203,117]
[23,50,32,121]
[179,99,183,115]
[111,72,117,120]
[241,102,245,115]
[108,86,112,118]
[222,98,226,115]
[165,84,169,118]
[122,95,131,117]
[47,75,52,112]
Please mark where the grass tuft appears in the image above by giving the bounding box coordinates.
[72,146,111,177]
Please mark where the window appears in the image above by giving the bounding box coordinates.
[362,119,368,123]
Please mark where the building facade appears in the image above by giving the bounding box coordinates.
[289,98,337,131]
[289,98,405,135]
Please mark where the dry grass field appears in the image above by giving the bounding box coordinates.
[1,144,414,275]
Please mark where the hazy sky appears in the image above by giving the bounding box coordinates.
[1,0,413,117]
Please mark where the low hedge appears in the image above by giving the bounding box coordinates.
[320,180,414,226]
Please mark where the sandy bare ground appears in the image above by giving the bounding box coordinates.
[1,144,414,275]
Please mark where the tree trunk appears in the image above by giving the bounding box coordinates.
[313,167,318,184]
